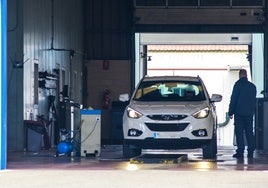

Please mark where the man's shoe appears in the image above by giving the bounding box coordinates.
[233,153,243,158]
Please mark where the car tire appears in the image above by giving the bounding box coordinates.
[122,140,141,158]
[202,131,217,159]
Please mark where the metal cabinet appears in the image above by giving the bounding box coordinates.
[80,110,101,157]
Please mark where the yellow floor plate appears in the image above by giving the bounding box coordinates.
[130,154,188,164]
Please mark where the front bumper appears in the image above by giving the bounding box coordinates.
[124,138,212,150]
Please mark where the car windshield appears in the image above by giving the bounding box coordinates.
[133,80,206,102]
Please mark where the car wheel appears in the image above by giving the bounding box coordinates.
[122,140,141,158]
[202,132,217,159]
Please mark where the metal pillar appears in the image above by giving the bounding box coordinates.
[1,0,7,170]
[264,2,268,98]
[142,45,148,76]
[262,101,268,150]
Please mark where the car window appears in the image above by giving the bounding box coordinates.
[133,80,206,101]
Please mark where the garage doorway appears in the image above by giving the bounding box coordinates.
[135,33,264,146]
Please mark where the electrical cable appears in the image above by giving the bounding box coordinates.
[70,119,84,152]
[80,119,99,144]
[71,120,84,145]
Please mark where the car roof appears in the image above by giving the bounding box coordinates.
[142,75,201,82]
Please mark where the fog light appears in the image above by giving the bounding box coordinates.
[128,129,143,137]
[198,130,206,136]
[192,129,207,137]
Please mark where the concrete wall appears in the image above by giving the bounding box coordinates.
[85,60,131,142]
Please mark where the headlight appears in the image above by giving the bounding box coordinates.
[127,107,143,119]
[192,107,210,119]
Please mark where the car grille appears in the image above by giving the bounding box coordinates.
[147,114,187,121]
[145,122,189,132]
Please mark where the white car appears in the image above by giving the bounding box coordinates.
[122,76,222,159]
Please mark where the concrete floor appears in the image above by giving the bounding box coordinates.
[2,145,268,188]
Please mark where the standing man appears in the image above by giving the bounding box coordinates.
[228,69,256,158]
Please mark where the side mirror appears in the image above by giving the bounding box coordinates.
[211,94,222,102]
[119,93,129,102]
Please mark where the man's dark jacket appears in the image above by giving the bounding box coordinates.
[228,77,256,117]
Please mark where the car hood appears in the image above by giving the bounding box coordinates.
[129,100,209,114]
